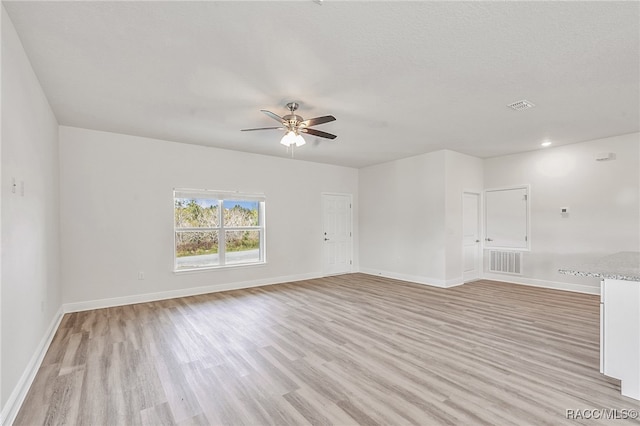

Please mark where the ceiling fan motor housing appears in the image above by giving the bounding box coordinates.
[283,103,303,130]
[283,114,305,130]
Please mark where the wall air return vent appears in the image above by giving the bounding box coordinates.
[507,100,535,111]
[489,250,522,275]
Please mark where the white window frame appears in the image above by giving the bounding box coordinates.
[173,189,266,272]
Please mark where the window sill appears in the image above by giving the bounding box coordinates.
[173,261,267,274]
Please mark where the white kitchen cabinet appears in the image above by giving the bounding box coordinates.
[601,278,640,400]
[559,252,640,401]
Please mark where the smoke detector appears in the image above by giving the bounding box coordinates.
[507,99,536,111]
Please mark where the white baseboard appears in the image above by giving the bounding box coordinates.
[63,272,323,313]
[359,268,462,288]
[1,306,64,426]
[445,277,465,287]
[358,268,599,295]
[481,272,600,295]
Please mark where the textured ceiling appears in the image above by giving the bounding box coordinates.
[3,1,639,168]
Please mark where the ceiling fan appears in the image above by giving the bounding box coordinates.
[241,102,337,147]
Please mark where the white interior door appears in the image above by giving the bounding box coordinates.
[322,193,352,276]
[463,192,481,282]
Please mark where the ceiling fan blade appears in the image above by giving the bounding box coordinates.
[241,126,283,132]
[300,115,336,127]
[300,128,337,140]
[260,110,285,124]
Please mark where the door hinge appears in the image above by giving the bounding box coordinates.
[524,194,528,201]
[350,260,352,265]
[525,235,528,242]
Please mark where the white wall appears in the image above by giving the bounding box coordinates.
[59,126,358,307]
[359,151,447,283]
[1,6,61,418]
[359,150,483,286]
[484,133,640,292]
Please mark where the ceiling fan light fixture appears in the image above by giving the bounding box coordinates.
[280,131,297,146]
[280,131,306,147]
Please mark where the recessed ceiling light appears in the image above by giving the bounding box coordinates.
[541,141,552,147]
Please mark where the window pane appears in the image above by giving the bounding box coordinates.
[223,200,259,227]
[175,198,219,228]
[175,230,219,269]
[225,230,261,264]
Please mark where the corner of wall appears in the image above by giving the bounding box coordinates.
[1,6,63,419]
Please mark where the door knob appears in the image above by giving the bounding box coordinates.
[485,238,493,242]
[475,240,480,243]
[324,238,330,241]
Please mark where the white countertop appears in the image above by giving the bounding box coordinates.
[558,251,640,282]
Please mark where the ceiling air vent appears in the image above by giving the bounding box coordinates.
[507,99,535,111]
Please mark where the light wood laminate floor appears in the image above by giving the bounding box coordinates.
[15,275,640,425]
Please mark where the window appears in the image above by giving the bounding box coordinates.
[174,189,265,271]
[484,186,530,250]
